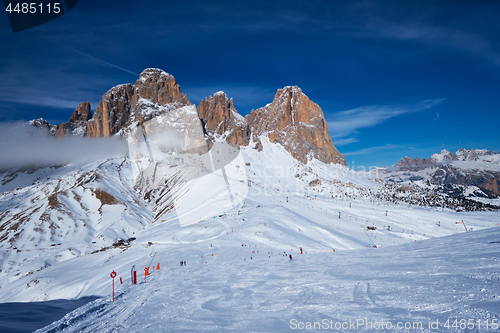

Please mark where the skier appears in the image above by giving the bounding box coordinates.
[184,261,186,266]
[180,261,183,266]
[289,254,292,260]
[300,247,303,255]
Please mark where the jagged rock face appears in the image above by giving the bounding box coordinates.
[396,156,434,169]
[478,179,500,196]
[31,70,345,167]
[132,68,190,108]
[246,86,346,165]
[87,69,191,137]
[56,102,92,139]
[430,149,458,163]
[431,165,500,198]
[87,84,134,137]
[131,69,191,125]
[29,118,59,136]
[197,91,249,147]
[456,148,496,161]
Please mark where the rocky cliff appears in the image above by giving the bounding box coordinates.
[30,69,346,166]
[56,101,92,139]
[196,91,249,147]
[87,84,134,137]
[28,118,59,136]
[87,68,191,137]
[246,86,346,165]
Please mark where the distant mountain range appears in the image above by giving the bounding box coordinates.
[382,148,500,199]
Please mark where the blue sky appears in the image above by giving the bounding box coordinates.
[1,0,499,168]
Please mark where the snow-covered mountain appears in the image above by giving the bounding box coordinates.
[1,68,499,332]
[1,137,499,302]
[383,149,500,203]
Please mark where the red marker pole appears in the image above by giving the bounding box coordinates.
[110,271,117,302]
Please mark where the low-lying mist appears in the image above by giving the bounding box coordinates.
[0,122,128,170]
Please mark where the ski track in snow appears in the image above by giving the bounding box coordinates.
[36,227,500,333]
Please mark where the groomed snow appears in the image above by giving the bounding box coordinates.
[36,226,500,333]
[0,138,499,332]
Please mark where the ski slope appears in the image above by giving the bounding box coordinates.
[0,138,499,332]
[36,226,500,333]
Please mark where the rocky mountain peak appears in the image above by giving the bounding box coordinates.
[196,91,249,146]
[29,70,346,166]
[130,69,191,126]
[87,84,135,137]
[246,86,346,165]
[28,118,59,136]
[430,149,457,163]
[455,148,496,161]
[69,101,92,122]
[56,102,92,139]
[132,68,190,107]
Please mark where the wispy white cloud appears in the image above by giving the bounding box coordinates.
[327,98,445,143]
[332,137,359,147]
[434,112,440,121]
[343,144,411,157]
[0,122,128,170]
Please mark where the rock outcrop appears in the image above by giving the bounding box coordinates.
[478,179,500,197]
[196,91,249,147]
[56,102,92,139]
[131,69,191,125]
[87,69,191,137]
[87,84,134,137]
[28,118,59,136]
[246,86,346,165]
[455,148,496,161]
[30,69,346,166]
[132,68,190,108]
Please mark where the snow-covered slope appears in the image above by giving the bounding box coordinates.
[1,138,498,305]
[37,223,500,333]
[0,157,152,298]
